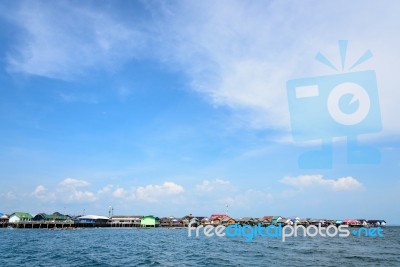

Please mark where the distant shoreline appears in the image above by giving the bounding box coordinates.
[1,222,395,230]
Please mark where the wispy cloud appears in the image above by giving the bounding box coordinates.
[152,1,400,136]
[60,178,90,188]
[5,1,144,80]
[0,191,18,200]
[280,175,364,191]
[4,1,400,135]
[195,179,232,193]
[58,92,99,104]
[152,1,300,130]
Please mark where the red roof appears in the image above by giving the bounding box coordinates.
[343,219,360,224]
[263,216,274,220]
[210,214,228,220]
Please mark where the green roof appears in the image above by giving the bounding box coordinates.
[12,212,33,219]
[50,213,69,220]
[33,212,70,221]
[142,215,157,219]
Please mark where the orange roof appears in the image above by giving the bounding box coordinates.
[210,214,228,220]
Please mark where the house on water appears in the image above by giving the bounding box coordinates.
[32,212,70,222]
[0,213,9,223]
[110,216,142,227]
[367,220,386,226]
[238,217,255,226]
[201,217,211,225]
[264,216,282,225]
[9,212,33,223]
[75,215,109,226]
[140,215,160,227]
[221,217,236,226]
[210,214,228,226]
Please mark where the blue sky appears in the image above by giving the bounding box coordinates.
[0,0,399,223]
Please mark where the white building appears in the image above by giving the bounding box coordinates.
[9,212,33,223]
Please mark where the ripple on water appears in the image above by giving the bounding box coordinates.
[0,227,399,266]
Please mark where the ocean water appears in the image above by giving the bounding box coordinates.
[1,226,399,266]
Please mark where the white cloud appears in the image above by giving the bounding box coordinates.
[6,1,144,80]
[153,1,400,136]
[280,175,364,191]
[134,182,185,202]
[66,190,97,202]
[98,184,113,194]
[112,187,126,198]
[5,1,400,137]
[57,178,96,202]
[154,1,296,130]
[196,179,232,192]
[28,175,363,214]
[30,179,185,204]
[31,185,55,201]
[331,177,365,191]
[60,178,89,188]
[34,185,46,195]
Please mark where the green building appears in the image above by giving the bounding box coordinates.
[32,212,70,222]
[9,212,33,223]
[140,215,160,227]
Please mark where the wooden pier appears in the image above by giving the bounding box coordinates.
[0,221,144,229]
[1,221,75,229]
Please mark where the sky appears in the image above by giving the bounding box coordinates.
[0,0,399,223]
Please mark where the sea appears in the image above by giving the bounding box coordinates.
[1,226,399,266]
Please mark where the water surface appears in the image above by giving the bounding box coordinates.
[1,226,399,266]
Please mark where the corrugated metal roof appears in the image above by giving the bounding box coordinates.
[77,215,109,220]
[11,212,33,219]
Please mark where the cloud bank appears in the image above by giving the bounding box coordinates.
[281,175,364,191]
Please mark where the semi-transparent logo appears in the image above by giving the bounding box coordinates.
[286,40,382,169]
[188,223,384,242]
